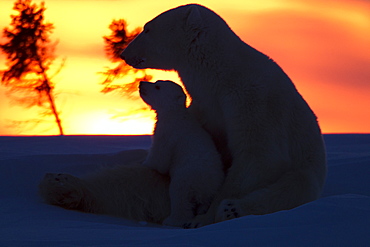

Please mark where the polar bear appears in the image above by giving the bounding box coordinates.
[39,4,326,228]
[139,80,224,226]
[121,4,327,227]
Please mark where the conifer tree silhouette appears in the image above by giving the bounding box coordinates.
[100,19,152,97]
[0,0,64,135]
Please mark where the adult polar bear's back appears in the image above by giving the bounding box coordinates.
[121,4,327,227]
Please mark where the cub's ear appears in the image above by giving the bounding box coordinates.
[177,94,186,106]
[186,5,202,29]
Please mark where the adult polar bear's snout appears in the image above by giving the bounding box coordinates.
[120,29,150,69]
[119,26,163,70]
[120,49,146,69]
[120,27,180,71]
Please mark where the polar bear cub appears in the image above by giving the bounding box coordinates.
[139,80,224,227]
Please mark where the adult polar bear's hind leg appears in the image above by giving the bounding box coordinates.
[39,150,171,224]
[122,4,326,228]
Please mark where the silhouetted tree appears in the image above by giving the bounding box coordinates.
[100,19,152,97]
[0,0,64,135]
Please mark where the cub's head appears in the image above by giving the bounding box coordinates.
[139,80,186,111]
[120,4,211,70]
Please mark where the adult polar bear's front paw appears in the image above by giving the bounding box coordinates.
[183,199,245,228]
[215,199,243,222]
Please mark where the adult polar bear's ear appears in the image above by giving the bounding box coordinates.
[185,5,202,30]
[184,5,206,48]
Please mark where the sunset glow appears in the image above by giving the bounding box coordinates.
[0,0,369,135]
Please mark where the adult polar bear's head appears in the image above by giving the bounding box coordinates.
[139,80,186,111]
[120,4,234,71]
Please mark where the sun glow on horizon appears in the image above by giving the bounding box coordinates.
[71,111,155,135]
[1,0,370,135]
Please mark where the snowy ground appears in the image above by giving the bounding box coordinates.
[0,134,369,246]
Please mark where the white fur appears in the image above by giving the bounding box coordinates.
[139,80,224,226]
[122,4,327,227]
[39,150,172,224]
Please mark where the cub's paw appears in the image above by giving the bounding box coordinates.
[39,173,86,209]
[183,213,214,229]
[215,199,243,222]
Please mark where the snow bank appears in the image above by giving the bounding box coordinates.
[0,135,369,246]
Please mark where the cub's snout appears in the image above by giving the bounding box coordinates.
[139,81,152,96]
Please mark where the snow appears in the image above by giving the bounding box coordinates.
[0,134,369,246]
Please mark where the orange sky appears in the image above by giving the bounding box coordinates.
[0,0,369,135]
